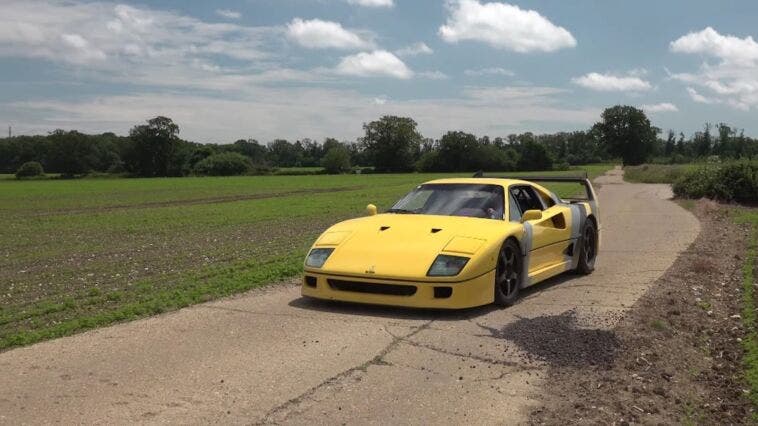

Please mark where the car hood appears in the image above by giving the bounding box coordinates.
[313,213,516,280]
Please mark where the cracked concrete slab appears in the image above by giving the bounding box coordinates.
[0,166,699,425]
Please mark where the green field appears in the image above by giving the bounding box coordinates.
[0,165,612,349]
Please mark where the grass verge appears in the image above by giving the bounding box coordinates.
[0,250,306,350]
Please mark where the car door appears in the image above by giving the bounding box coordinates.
[508,185,571,274]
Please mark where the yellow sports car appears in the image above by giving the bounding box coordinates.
[302,174,599,309]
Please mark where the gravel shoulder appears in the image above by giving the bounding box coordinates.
[531,199,754,424]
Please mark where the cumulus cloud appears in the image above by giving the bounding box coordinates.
[640,103,679,113]
[438,0,576,52]
[287,18,372,50]
[215,9,241,19]
[336,50,412,79]
[347,0,394,7]
[572,72,652,92]
[464,67,515,77]
[670,27,758,110]
[395,42,433,57]
[670,27,758,66]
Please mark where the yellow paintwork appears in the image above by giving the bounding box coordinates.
[302,177,599,309]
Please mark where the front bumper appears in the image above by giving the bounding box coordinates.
[301,270,495,309]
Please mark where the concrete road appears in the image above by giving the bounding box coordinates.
[0,167,699,425]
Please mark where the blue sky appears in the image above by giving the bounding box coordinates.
[1,0,757,143]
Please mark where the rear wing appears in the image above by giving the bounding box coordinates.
[471,171,597,203]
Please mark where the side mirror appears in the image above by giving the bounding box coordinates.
[366,204,377,216]
[521,209,542,223]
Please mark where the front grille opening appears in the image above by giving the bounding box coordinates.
[433,287,452,298]
[304,275,317,287]
[328,279,416,296]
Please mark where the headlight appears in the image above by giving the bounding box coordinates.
[427,255,469,277]
[305,248,334,268]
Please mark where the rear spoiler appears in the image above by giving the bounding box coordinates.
[471,171,596,202]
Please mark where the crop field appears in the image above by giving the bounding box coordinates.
[0,165,612,349]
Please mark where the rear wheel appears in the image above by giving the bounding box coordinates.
[494,239,522,306]
[576,219,597,274]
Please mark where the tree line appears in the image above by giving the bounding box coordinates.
[2,106,757,177]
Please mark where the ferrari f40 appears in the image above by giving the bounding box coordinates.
[302,174,599,309]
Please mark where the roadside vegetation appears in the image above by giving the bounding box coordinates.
[0,165,611,350]
[734,209,758,411]
[625,161,758,415]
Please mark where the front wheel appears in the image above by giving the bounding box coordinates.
[576,219,598,274]
[494,239,522,306]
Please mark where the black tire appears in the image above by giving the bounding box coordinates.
[576,219,598,274]
[494,239,522,306]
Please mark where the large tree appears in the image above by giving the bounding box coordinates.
[593,106,658,166]
[434,131,480,171]
[125,116,180,177]
[360,116,422,172]
[47,130,96,176]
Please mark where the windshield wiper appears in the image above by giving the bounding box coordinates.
[386,208,418,214]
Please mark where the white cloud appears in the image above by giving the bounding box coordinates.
[670,27,758,110]
[687,87,717,104]
[286,18,372,50]
[336,50,412,79]
[462,86,567,103]
[0,1,274,68]
[572,72,652,92]
[395,42,433,57]
[640,103,679,113]
[464,67,515,77]
[438,0,576,52]
[670,27,758,66]
[347,0,394,7]
[417,70,448,80]
[6,88,598,142]
[215,9,241,20]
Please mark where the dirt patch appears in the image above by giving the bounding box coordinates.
[479,311,620,368]
[530,199,753,424]
[35,186,365,216]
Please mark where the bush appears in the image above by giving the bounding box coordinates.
[193,152,251,176]
[15,161,44,179]
[673,160,758,203]
[321,146,352,174]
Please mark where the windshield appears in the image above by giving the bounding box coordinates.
[390,183,504,220]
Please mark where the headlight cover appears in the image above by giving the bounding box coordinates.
[427,255,469,277]
[305,248,334,268]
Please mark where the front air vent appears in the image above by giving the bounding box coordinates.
[328,279,417,296]
[431,228,442,233]
[380,226,390,231]
[433,287,452,298]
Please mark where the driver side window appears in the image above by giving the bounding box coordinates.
[509,186,545,222]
